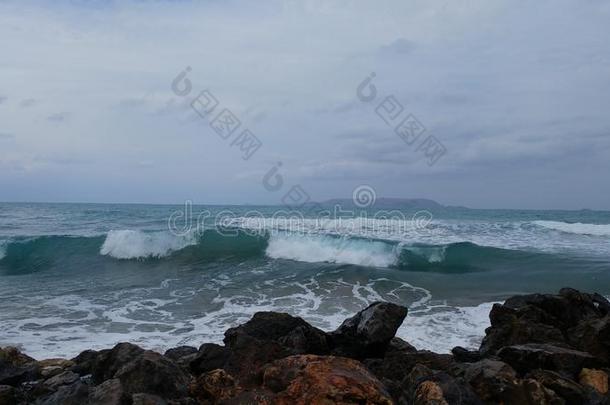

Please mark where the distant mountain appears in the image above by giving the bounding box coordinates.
[320,197,443,210]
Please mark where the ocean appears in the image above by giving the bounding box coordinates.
[1,202,609,359]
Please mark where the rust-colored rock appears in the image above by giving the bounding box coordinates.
[262,355,393,404]
[413,381,448,405]
[190,369,240,402]
[579,368,608,394]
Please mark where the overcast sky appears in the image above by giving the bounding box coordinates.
[1,0,609,209]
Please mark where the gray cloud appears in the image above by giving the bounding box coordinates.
[19,98,37,108]
[46,112,70,122]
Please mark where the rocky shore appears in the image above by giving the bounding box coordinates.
[1,287,609,404]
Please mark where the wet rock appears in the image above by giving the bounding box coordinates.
[330,302,408,358]
[452,346,482,363]
[88,378,125,405]
[0,385,15,405]
[70,349,99,376]
[114,350,190,399]
[579,368,608,394]
[387,337,417,354]
[261,354,393,404]
[189,343,230,376]
[224,311,330,355]
[413,380,448,405]
[164,346,197,362]
[528,369,596,405]
[222,334,291,383]
[567,315,610,360]
[464,359,521,403]
[405,364,481,405]
[0,347,40,386]
[40,366,64,378]
[90,343,145,383]
[38,358,75,369]
[498,344,599,376]
[43,370,80,389]
[36,381,89,405]
[189,369,239,403]
[132,393,168,405]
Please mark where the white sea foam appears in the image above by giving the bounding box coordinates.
[534,220,610,237]
[265,233,398,267]
[0,240,6,260]
[100,230,197,259]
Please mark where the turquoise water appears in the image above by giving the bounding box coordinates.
[1,202,609,358]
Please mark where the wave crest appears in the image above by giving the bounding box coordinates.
[100,230,198,259]
[534,221,610,236]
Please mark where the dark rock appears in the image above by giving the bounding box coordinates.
[387,337,417,354]
[132,393,168,405]
[224,311,330,355]
[0,385,15,405]
[90,343,145,383]
[43,370,80,389]
[498,344,600,376]
[88,378,126,405]
[452,346,482,363]
[70,349,99,376]
[261,354,393,404]
[36,381,89,405]
[528,369,598,405]
[189,343,230,376]
[330,301,408,358]
[406,364,482,405]
[164,346,197,362]
[0,347,40,386]
[114,351,190,399]
[567,315,610,361]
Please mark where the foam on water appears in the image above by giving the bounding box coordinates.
[0,240,7,260]
[265,233,398,267]
[100,230,197,259]
[534,220,610,237]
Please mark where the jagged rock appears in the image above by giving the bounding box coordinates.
[331,302,408,358]
[88,378,125,405]
[38,358,75,369]
[164,346,197,362]
[261,355,393,404]
[452,346,482,363]
[568,315,610,361]
[528,369,599,405]
[520,378,565,404]
[413,380,448,405]
[480,289,610,356]
[41,366,64,378]
[189,343,230,376]
[0,385,15,405]
[114,350,190,399]
[224,311,330,355]
[579,368,608,394]
[0,347,40,386]
[406,364,482,405]
[90,343,145,383]
[132,393,168,404]
[499,344,600,376]
[36,381,89,405]
[43,370,80,389]
[387,337,417,354]
[189,369,239,403]
[70,349,99,376]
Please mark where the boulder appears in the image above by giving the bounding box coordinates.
[405,364,481,405]
[452,346,482,363]
[579,368,608,394]
[189,369,239,403]
[88,378,126,405]
[413,380,448,405]
[330,302,408,358]
[89,343,145,383]
[70,349,99,376]
[36,381,89,405]
[498,344,599,376]
[114,351,190,399]
[163,346,197,362]
[261,355,393,404]
[189,343,230,376]
[0,346,40,386]
[0,385,15,405]
[567,315,610,361]
[43,370,80,389]
[224,311,330,355]
[528,369,599,405]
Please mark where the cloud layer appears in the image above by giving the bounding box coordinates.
[1,0,609,209]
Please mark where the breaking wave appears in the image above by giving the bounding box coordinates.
[533,220,610,236]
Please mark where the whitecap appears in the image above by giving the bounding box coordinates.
[100,230,197,259]
[534,220,610,237]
